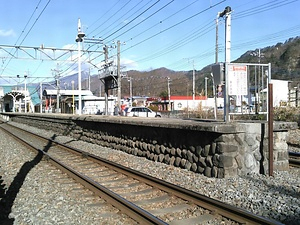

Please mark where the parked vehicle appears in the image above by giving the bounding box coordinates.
[125,107,161,118]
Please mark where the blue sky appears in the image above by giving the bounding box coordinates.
[0,0,299,85]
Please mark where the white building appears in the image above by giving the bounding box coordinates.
[270,79,289,107]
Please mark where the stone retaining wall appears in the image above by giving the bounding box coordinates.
[1,113,297,178]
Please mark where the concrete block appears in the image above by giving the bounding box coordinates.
[187,150,193,162]
[219,155,234,167]
[204,167,212,177]
[274,160,289,171]
[235,154,243,169]
[185,160,192,171]
[180,158,187,168]
[216,143,239,153]
[205,155,213,167]
[191,163,197,172]
[198,157,206,167]
[215,134,235,142]
[175,157,181,167]
[244,152,256,169]
[197,166,205,173]
[211,166,218,178]
[203,144,210,156]
[195,146,202,157]
[277,151,288,161]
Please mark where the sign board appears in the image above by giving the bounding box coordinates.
[228,65,247,95]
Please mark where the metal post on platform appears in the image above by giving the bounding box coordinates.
[268,83,274,176]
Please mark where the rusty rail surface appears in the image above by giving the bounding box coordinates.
[289,152,300,167]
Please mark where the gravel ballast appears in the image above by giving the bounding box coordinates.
[0,122,299,225]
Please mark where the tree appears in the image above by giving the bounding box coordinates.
[159,90,168,98]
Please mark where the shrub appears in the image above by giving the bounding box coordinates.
[274,107,300,125]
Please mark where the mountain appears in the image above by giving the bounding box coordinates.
[234,36,300,80]
[60,36,300,98]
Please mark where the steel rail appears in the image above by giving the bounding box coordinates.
[289,152,300,167]
[2,122,284,225]
[0,123,167,225]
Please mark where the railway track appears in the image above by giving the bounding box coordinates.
[0,122,283,225]
[289,151,300,167]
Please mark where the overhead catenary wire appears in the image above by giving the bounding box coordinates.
[135,19,216,64]
[88,0,134,37]
[99,0,153,38]
[105,0,175,42]
[87,0,123,35]
[232,0,299,20]
[1,0,51,74]
[2,0,299,79]
[124,0,201,43]
[120,0,225,54]
[83,0,298,72]
[102,0,162,41]
[120,0,298,71]
[1,0,52,76]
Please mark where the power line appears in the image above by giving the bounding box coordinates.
[103,0,162,41]
[1,0,52,75]
[88,0,133,36]
[106,0,175,42]
[99,0,152,38]
[233,0,299,20]
[135,20,216,64]
[87,0,123,35]
[121,0,225,53]
[124,0,201,43]
[1,0,43,75]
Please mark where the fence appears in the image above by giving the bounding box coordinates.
[213,63,271,121]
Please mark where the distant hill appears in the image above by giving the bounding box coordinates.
[234,36,300,81]
[71,36,300,98]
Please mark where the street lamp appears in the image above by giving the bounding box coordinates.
[76,18,85,115]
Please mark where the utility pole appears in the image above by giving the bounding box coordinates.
[52,64,62,113]
[128,77,133,106]
[215,15,219,63]
[24,73,28,113]
[192,62,195,106]
[167,77,171,111]
[223,7,231,63]
[117,40,121,112]
[103,45,109,115]
[185,58,195,108]
[219,6,232,122]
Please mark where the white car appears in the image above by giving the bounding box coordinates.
[125,107,161,118]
